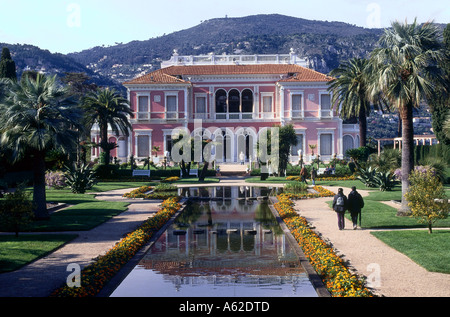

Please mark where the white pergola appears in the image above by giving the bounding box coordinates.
[376,134,438,156]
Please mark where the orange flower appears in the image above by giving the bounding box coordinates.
[50,197,181,297]
[274,194,373,297]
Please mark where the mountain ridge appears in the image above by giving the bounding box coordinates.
[65,14,385,83]
[2,14,446,87]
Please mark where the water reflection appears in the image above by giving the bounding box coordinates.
[110,187,318,297]
[178,185,283,199]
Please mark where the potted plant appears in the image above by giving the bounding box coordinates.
[215,165,221,176]
[309,144,317,156]
[152,146,160,160]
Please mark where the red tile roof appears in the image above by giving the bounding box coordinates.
[123,64,333,85]
[123,70,190,85]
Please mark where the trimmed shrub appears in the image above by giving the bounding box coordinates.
[0,186,33,236]
[405,168,449,233]
[65,164,97,194]
[45,171,66,189]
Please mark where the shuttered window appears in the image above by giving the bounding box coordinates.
[137,135,150,157]
[320,94,331,117]
[292,94,302,118]
[263,96,272,112]
[166,95,177,119]
[138,95,149,120]
[320,134,333,156]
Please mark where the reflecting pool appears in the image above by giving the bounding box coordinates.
[110,187,318,297]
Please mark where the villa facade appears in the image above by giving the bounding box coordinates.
[91,50,361,165]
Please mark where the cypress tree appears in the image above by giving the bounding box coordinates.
[0,47,17,81]
[430,24,450,147]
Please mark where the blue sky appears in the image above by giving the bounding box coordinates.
[0,0,448,54]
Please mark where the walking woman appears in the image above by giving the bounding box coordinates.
[300,166,308,184]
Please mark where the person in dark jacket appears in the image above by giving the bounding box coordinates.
[300,166,308,184]
[332,188,348,230]
[347,186,364,229]
[311,167,317,185]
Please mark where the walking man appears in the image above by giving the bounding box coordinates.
[347,186,364,229]
[332,188,348,230]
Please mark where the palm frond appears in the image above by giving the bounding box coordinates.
[0,73,83,162]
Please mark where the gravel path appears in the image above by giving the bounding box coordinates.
[295,186,450,297]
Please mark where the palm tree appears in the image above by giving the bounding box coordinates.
[0,74,83,219]
[444,113,450,140]
[369,19,446,214]
[328,58,384,147]
[81,88,133,165]
[278,124,298,176]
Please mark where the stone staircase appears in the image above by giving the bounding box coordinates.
[217,163,249,177]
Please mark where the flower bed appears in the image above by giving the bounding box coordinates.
[286,175,356,182]
[122,185,178,200]
[282,185,335,200]
[122,186,153,198]
[274,194,373,297]
[316,175,356,181]
[50,196,182,297]
[161,176,180,183]
[286,175,302,181]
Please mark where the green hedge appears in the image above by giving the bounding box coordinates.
[93,164,215,180]
[251,164,352,177]
[414,143,450,165]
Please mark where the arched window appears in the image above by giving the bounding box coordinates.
[215,89,227,113]
[214,88,254,120]
[241,89,253,113]
[228,89,240,113]
[118,137,128,158]
[291,134,304,156]
[343,135,354,157]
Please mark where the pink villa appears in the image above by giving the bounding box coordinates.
[91,50,361,166]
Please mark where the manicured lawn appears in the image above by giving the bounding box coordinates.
[0,234,78,273]
[0,182,143,272]
[28,201,129,232]
[326,199,405,228]
[246,177,371,190]
[245,176,296,183]
[172,177,220,184]
[315,179,369,190]
[314,179,450,274]
[45,190,98,205]
[89,181,157,192]
[350,200,425,228]
[371,230,450,274]
[2,185,132,232]
[326,199,450,229]
[364,188,402,201]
